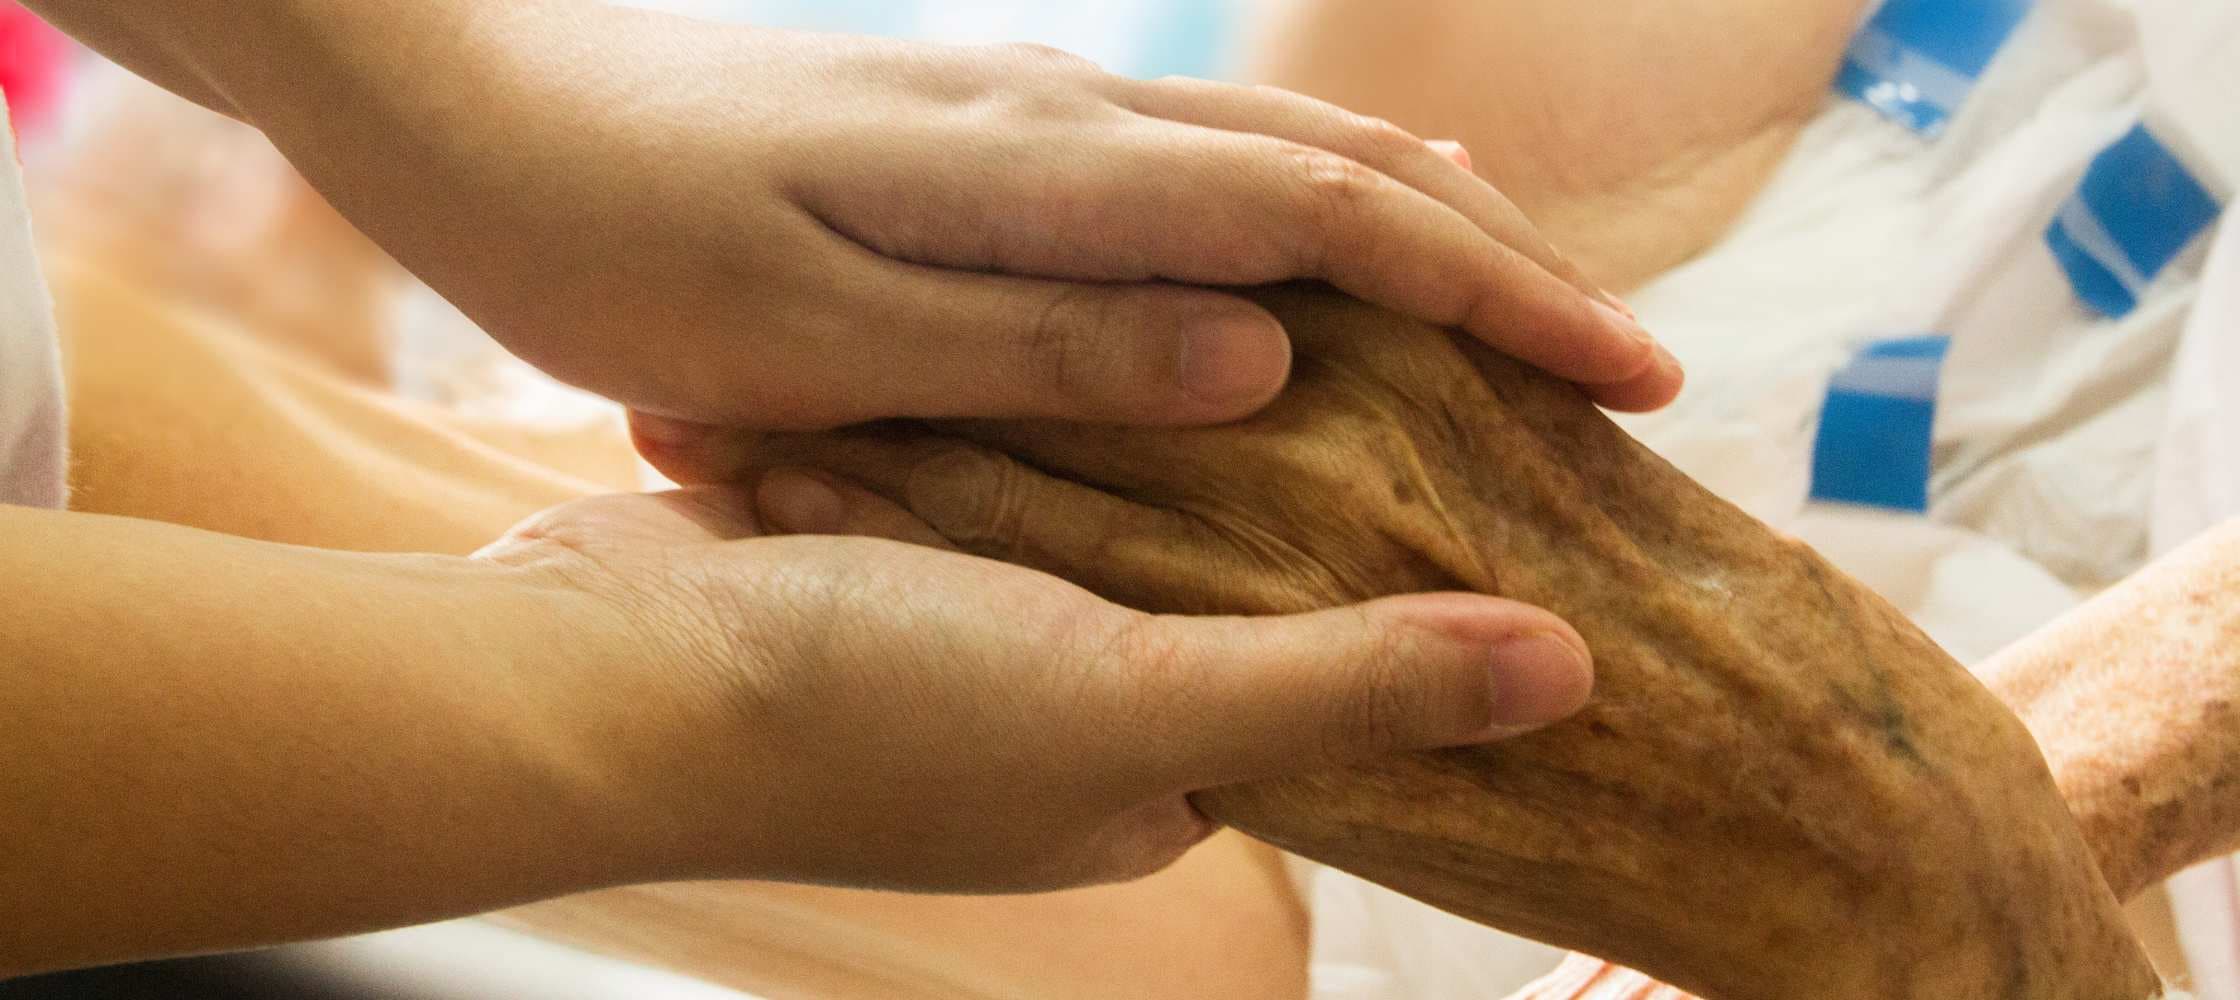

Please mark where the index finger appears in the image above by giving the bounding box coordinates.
[1063,125,1678,408]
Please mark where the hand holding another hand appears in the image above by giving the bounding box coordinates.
[476,478,1590,893]
[192,2,1674,480]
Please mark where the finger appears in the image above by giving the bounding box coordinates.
[1030,123,1665,401]
[755,467,959,551]
[1426,139,1472,172]
[629,410,763,485]
[477,485,761,561]
[1585,349,1687,414]
[1123,77,1606,299]
[754,431,1203,605]
[1116,80,1678,407]
[857,257,1296,425]
[1110,591,1594,790]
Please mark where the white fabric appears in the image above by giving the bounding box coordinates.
[1621,0,2211,594]
[264,920,764,999]
[0,101,66,510]
[2150,117,2240,1000]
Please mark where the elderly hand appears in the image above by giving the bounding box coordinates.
[475,477,1591,893]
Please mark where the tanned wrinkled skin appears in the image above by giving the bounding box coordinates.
[768,285,2160,1000]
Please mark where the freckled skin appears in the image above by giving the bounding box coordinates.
[770,286,2160,999]
[1983,520,2240,907]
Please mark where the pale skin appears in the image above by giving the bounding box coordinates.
[4,0,1675,979]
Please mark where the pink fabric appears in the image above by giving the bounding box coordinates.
[0,2,71,142]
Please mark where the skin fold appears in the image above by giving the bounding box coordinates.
[763,285,2163,1000]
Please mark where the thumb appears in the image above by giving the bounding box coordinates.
[630,411,762,485]
[1120,592,1593,791]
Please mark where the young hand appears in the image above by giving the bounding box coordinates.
[482,477,1592,892]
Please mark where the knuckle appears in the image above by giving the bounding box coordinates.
[1078,611,1202,743]
[1285,148,1383,272]
[1023,285,1128,401]
[1113,801,1216,880]
[958,45,1107,122]
[1342,113,1424,162]
[1326,615,1419,761]
[1095,612,1195,690]
[996,40,1099,74]
[907,446,1025,551]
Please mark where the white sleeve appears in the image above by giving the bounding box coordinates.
[0,101,66,511]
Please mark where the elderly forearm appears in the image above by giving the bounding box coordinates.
[1984,517,2240,902]
[0,506,661,978]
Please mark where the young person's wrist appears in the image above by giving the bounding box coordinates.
[460,536,788,888]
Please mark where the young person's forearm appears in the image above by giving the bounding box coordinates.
[22,0,489,117]
[0,506,661,978]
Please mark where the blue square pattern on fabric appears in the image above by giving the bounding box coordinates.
[1835,0,2034,135]
[2045,123,2226,318]
[1810,335,1953,513]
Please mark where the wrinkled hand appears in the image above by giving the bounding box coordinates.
[744,288,2157,997]
[254,3,1673,473]
[473,478,1591,893]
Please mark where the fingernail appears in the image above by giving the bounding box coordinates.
[1599,290,1637,322]
[1427,139,1473,171]
[1179,315,1289,410]
[1476,633,1593,741]
[756,469,845,534]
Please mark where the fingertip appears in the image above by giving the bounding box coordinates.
[758,465,962,549]
[1371,592,1594,741]
[1426,138,1473,172]
[1586,341,1686,412]
[756,468,847,535]
[1480,632,1596,738]
[1175,301,1292,421]
[629,411,761,485]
